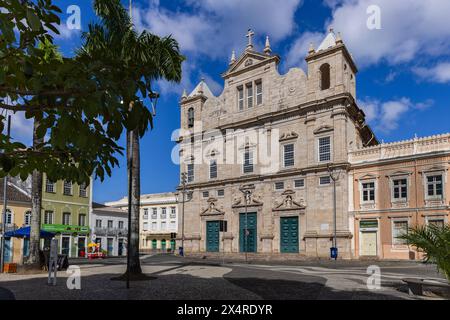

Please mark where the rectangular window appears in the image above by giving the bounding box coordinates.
[318,136,331,162]
[62,212,71,225]
[152,208,157,219]
[45,178,55,193]
[237,86,244,111]
[107,220,113,228]
[78,214,86,226]
[79,183,87,197]
[217,189,225,197]
[143,222,148,231]
[95,219,102,228]
[274,181,284,190]
[428,219,445,228]
[319,176,331,185]
[243,149,254,173]
[362,182,375,202]
[283,144,295,167]
[202,191,209,198]
[393,220,408,245]
[170,221,176,229]
[63,180,72,196]
[118,221,124,229]
[246,83,253,108]
[24,212,31,226]
[161,221,167,231]
[294,179,305,188]
[209,160,217,179]
[393,178,407,200]
[161,207,167,219]
[187,164,194,182]
[44,211,53,224]
[5,210,12,225]
[427,175,443,198]
[143,208,148,219]
[170,207,176,218]
[256,80,262,105]
[151,222,157,231]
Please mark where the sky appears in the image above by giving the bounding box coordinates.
[6,0,450,203]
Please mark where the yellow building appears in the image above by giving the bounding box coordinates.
[0,179,32,264]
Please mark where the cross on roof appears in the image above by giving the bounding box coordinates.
[246,28,255,50]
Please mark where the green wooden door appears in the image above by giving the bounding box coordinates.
[206,221,220,252]
[280,216,299,253]
[239,213,257,252]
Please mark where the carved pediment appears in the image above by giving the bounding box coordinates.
[313,125,334,135]
[222,51,279,78]
[356,173,378,181]
[279,131,299,142]
[232,194,263,208]
[273,190,306,211]
[387,170,412,177]
[201,197,225,216]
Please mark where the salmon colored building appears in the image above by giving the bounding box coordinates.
[349,134,450,260]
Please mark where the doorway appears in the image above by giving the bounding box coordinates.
[280,216,299,253]
[206,221,220,252]
[239,212,257,253]
[78,237,86,257]
[360,231,377,256]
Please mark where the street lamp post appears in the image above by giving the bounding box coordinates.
[239,186,252,264]
[328,164,341,260]
[176,173,188,257]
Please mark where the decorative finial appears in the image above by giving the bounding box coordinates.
[198,78,204,95]
[182,88,187,100]
[230,50,236,65]
[329,26,334,34]
[336,32,343,44]
[246,28,255,51]
[264,35,272,55]
[308,42,315,54]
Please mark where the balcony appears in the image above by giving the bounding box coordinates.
[94,227,128,237]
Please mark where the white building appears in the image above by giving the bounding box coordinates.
[105,192,178,252]
[91,202,128,256]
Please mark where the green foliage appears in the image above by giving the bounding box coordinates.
[0,0,184,185]
[399,224,450,281]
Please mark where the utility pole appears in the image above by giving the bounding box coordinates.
[0,115,11,274]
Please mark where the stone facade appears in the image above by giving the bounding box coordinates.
[349,134,450,259]
[177,30,376,258]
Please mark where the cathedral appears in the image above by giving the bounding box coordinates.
[177,29,450,259]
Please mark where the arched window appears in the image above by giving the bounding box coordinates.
[320,63,330,90]
[187,108,194,128]
[24,211,32,226]
[152,239,157,250]
[5,209,13,225]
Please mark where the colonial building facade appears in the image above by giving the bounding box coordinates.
[91,202,128,256]
[349,134,450,259]
[106,192,178,252]
[177,30,378,258]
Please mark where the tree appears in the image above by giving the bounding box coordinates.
[399,224,450,281]
[80,0,184,277]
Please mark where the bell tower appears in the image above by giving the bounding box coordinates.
[305,29,357,101]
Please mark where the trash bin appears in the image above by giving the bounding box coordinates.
[330,247,338,259]
[178,246,184,257]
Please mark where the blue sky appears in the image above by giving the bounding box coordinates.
[7,0,450,203]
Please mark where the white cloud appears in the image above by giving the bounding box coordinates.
[4,111,33,146]
[324,0,450,67]
[284,31,324,70]
[358,97,434,133]
[134,0,303,59]
[412,62,450,84]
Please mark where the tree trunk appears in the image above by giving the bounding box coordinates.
[127,127,142,274]
[25,120,43,267]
